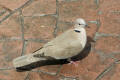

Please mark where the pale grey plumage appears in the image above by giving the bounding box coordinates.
[13,18,87,68]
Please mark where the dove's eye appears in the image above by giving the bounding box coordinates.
[79,23,81,25]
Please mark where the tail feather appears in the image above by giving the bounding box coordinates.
[13,53,47,68]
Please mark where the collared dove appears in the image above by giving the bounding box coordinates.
[13,18,88,68]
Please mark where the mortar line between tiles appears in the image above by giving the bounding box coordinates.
[92,0,101,50]
[23,13,57,17]
[0,10,6,16]
[53,0,59,37]
[0,12,13,24]
[0,67,15,70]
[94,0,99,8]
[95,61,116,80]
[19,10,26,56]
[60,75,78,80]
[56,65,63,76]
[31,70,57,76]
[92,0,101,41]
[0,0,34,24]
[0,38,48,42]
[24,71,30,80]
[94,32,120,38]
[93,19,101,40]
[26,38,48,43]
[92,19,101,51]
[0,38,22,42]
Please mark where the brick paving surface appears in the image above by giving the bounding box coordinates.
[0,0,120,80]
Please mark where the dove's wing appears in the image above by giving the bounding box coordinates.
[41,29,84,59]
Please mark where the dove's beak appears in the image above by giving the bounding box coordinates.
[85,23,90,28]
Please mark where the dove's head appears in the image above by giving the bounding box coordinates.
[74,18,88,28]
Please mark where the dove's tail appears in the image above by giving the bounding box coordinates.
[13,52,47,68]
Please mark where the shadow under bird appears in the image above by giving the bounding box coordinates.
[13,18,88,68]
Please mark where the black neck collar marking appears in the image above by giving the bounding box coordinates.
[74,30,81,33]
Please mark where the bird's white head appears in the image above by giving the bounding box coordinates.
[74,18,87,28]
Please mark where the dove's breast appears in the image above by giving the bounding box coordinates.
[77,28,87,48]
